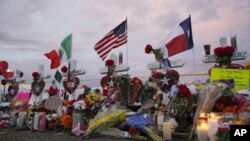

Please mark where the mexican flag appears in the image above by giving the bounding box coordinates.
[59,34,72,63]
[45,34,72,83]
[45,34,72,69]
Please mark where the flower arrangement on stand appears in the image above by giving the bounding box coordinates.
[105,59,115,76]
[46,113,59,130]
[214,46,235,68]
[172,84,197,133]
[145,44,164,62]
[72,91,104,131]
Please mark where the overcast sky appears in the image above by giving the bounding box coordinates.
[0,0,250,87]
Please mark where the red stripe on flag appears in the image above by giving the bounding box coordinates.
[94,32,115,50]
[166,34,187,57]
[93,20,127,61]
[99,33,127,60]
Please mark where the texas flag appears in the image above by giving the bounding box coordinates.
[160,16,194,58]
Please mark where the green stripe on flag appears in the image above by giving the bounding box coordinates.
[61,34,72,59]
[54,70,62,83]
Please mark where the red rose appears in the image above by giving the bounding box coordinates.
[32,72,40,78]
[48,86,58,95]
[105,59,114,67]
[61,66,68,73]
[132,77,142,85]
[85,99,91,109]
[177,84,191,97]
[19,71,24,78]
[214,47,224,57]
[218,127,229,133]
[224,46,235,56]
[151,71,164,79]
[166,70,179,81]
[145,44,153,54]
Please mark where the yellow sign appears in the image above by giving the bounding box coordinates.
[211,68,250,90]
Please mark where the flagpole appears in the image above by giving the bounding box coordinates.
[126,17,128,66]
[192,48,197,81]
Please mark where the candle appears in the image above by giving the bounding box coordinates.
[199,113,206,118]
[157,112,164,126]
[163,121,172,140]
[34,112,39,130]
[17,117,24,128]
[208,118,218,141]
[39,112,46,132]
[209,112,216,119]
[197,122,209,141]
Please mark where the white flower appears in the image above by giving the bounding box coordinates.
[169,118,178,128]
[74,100,86,110]
[73,102,81,110]
[52,113,58,119]
[79,100,86,110]
[46,115,52,121]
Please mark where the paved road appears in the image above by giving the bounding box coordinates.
[0,128,188,141]
[0,128,129,141]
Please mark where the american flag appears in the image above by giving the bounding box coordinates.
[94,20,127,61]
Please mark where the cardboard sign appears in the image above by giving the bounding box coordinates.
[211,68,250,90]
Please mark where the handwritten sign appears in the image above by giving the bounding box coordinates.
[211,68,250,90]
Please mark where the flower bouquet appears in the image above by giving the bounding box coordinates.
[72,91,104,130]
[145,44,163,62]
[105,59,115,76]
[215,121,231,141]
[214,46,235,68]
[83,109,129,138]
[125,114,163,141]
[171,84,196,133]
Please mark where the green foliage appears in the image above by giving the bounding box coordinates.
[141,84,156,105]
[116,74,131,106]
[216,129,229,141]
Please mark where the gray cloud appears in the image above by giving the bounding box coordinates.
[0,31,39,46]
[0,30,54,52]
[0,0,249,86]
